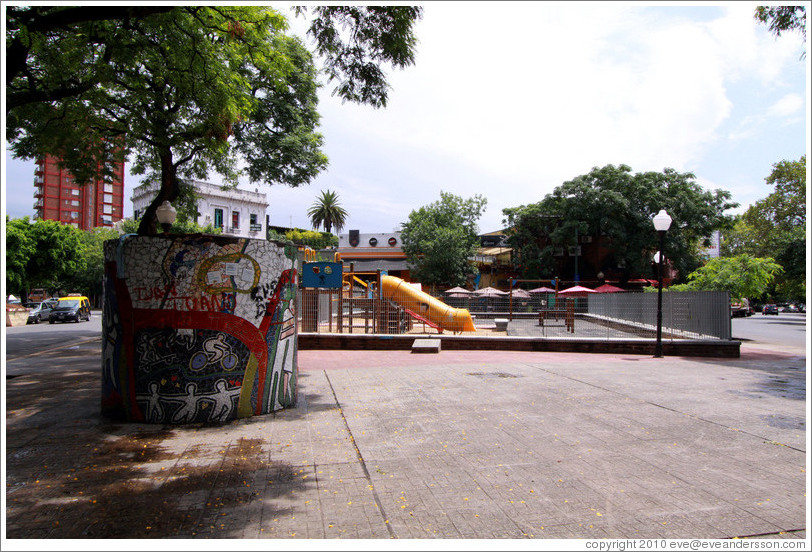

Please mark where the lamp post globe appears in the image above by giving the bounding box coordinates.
[156,200,177,234]
[652,209,671,358]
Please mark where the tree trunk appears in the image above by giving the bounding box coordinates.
[137,150,180,235]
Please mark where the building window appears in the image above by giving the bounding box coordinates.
[71,189,80,196]
[232,211,240,229]
[71,200,79,207]
[214,208,223,228]
[104,183,113,193]
[249,213,262,232]
[104,193,113,203]
[103,204,113,214]
[134,209,141,220]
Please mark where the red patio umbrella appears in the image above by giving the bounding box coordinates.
[593,283,625,293]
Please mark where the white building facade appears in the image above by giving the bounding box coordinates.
[132,180,268,239]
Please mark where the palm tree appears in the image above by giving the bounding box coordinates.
[307,190,348,234]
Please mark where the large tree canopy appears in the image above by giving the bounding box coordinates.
[4,217,85,296]
[6,5,422,235]
[503,165,738,283]
[674,254,783,303]
[722,156,806,301]
[400,192,487,289]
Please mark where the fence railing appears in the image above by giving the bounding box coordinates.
[296,288,732,341]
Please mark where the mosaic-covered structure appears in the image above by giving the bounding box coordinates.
[102,234,298,423]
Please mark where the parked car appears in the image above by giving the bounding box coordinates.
[49,296,92,323]
[26,299,58,324]
[762,304,779,315]
[798,304,806,313]
[781,304,799,313]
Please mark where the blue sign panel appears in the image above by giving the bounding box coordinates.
[302,262,343,289]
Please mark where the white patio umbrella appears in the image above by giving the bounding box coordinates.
[444,286,471,295]
[472,286,507,297]
[528,286,556,294]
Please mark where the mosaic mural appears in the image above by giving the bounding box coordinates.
[102,235,298,423]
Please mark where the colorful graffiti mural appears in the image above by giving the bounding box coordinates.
[102,235,298,423]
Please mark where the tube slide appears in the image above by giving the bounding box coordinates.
[380,275,476,333]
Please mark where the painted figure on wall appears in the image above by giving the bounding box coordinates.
[102,235,298,423]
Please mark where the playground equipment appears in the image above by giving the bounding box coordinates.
[299,250,476,334]
[380,275,476,333]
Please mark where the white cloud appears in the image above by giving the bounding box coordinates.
[767,93,804,118]
[300,2,806,232]
[5,2,807,235]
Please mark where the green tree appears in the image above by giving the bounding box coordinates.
[678,255,783,302]
[722,156,805,301]
[755,5,806,58]
[4,218,86,296]
[62,227,120,303]
[503,165,737,283]
[400,192,487,289]
[285,229,338,250]
[297,6,423,108]
[7,6,422,235]
[307,190,349,234]
[5,217,36,296]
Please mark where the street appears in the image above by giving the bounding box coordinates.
[731,312,807,356]
[5,310,806,368]
[5,311,102,377]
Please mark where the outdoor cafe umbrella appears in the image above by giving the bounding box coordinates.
[472,286,507,297]
[528,286,556,294]
[593,283,625,293]
[444,286,471,295]
[558,285,597,295]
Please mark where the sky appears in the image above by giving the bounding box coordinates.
[3,1,809,236]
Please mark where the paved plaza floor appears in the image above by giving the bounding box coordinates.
[4,341,807,544]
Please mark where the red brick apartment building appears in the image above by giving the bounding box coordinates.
[33,155,125,229]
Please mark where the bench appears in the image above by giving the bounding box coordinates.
[538,304,575,333]
[412,338,441,354]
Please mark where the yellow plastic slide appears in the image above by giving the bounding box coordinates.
[380,275,476,333]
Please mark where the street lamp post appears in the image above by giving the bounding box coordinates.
[156,200,177,234]
[652,209,672,358]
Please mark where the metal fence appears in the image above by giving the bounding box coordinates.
[296,287,732,341]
